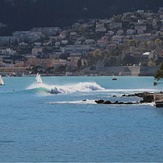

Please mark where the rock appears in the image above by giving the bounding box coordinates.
[103,101,112,104]
[143,92,154,102]
[95,100,104,104]
[118,102,124,104]
[135,93,144,97]
[126,102,134,104]
[154,93,163,101]
[121,93,144,97]
[140,100,145,103]
[155,101,163,107]
[114,101,119,104]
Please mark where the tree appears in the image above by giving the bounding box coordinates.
[148,59,156,66]
[88,49,104,63]
[154,62,163,80]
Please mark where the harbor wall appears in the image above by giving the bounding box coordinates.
[80,66,158,76]
[0,67,28,75]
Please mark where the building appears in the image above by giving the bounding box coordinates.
[31,27,61,36]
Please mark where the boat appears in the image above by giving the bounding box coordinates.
[112,74,117,80]
[112,77,117,80]
[0,75,4,85]
[36,73,43,83]
[154,82,157,86]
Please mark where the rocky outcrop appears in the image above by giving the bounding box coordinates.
[95,92,163,107]
[122,93,144,98]
[95,100,139,105]
[142,92,154,103]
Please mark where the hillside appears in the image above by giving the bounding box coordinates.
[0,0,163,35]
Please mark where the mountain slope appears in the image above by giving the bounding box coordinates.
[0,0,162,34]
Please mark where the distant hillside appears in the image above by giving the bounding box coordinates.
[0,0,163,35]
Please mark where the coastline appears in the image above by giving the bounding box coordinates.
[0,65,159,77]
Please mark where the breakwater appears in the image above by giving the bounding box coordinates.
[94,92,163,107]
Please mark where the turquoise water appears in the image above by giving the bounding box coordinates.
[0,76,163,162]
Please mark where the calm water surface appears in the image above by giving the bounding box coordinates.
[0,76,163,162]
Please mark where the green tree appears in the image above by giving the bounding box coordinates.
[148,59,156,66]
[154,62,163,80]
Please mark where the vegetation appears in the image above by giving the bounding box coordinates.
[154,62,163,80]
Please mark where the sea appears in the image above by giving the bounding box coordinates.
[0,76,163,162]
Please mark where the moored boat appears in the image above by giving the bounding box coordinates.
[112,77,117,80]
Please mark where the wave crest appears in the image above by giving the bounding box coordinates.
[26,81,105,94]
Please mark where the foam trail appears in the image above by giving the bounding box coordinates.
[48,100,96,105]
[105,88,159,93]
[48,100,155,107]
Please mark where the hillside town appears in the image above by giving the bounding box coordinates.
[0,8,163,76]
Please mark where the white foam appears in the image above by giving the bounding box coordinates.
[105,88,158,93]
[139,102,155,107]
[48,99,96,104]
[48,100,156,107]
[26,81,105,94]
[27,82,51,90]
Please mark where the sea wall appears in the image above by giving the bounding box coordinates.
[80,66,158,76]
[0,67,28,75]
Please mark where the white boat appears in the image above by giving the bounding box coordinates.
[112,77,117,80]
[0,75,4,85]
[36,73,43,83]
[112,75,117,80]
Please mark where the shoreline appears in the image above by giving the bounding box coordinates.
[0,73,157,77]
[0,65,159,77]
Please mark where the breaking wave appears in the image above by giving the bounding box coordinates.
[26,81,105,94]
